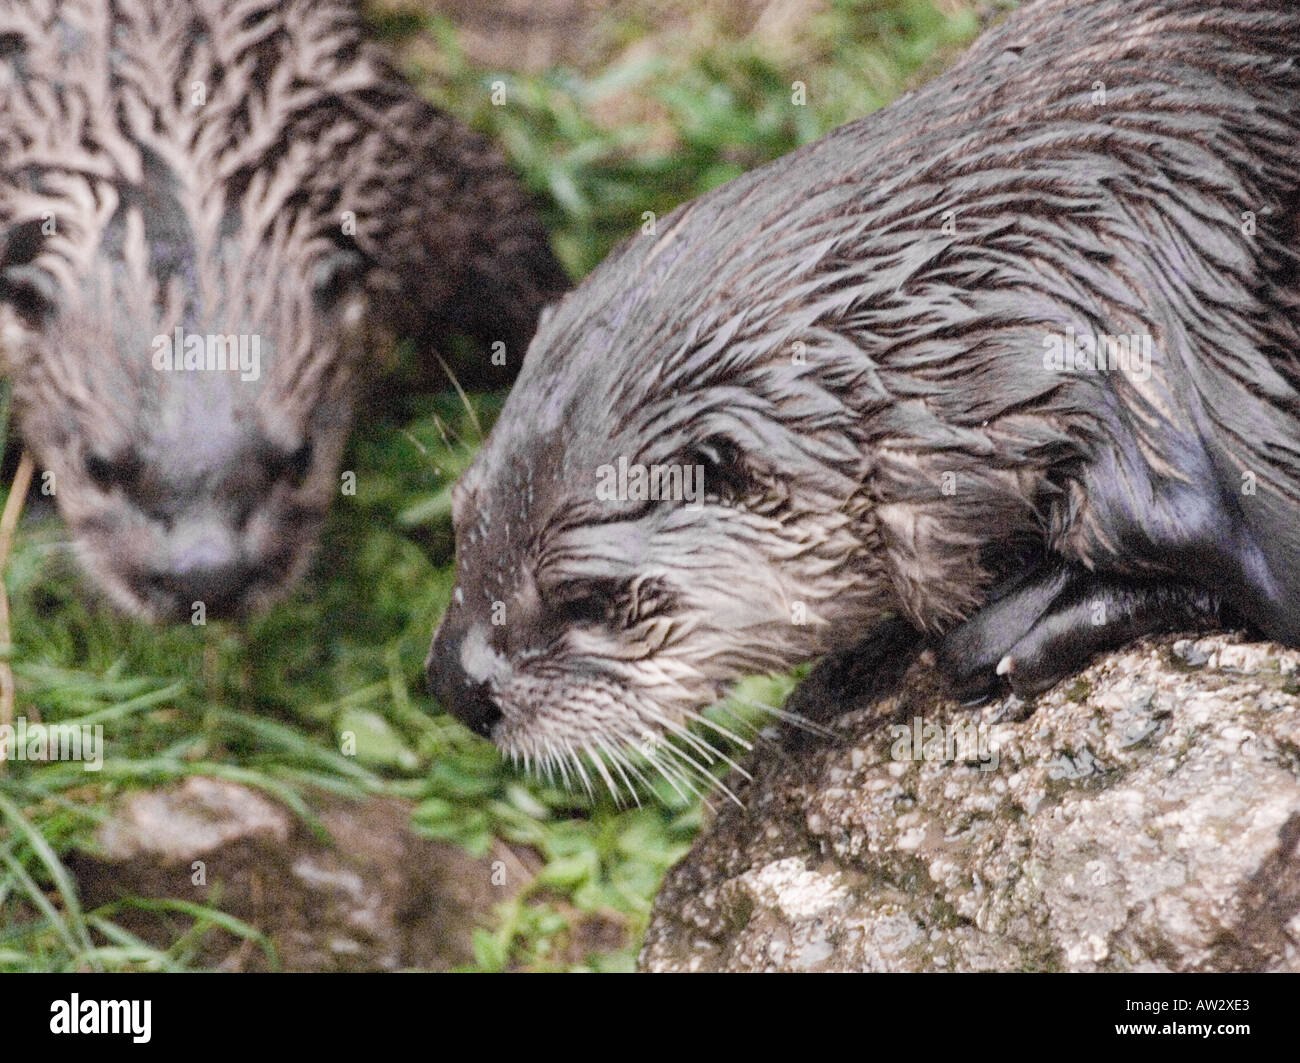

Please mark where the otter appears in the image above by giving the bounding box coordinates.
[426,0,1300,795]
[0,0,566,620]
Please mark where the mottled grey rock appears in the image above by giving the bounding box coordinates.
[71,777,522,971]
[640,634,1300,972]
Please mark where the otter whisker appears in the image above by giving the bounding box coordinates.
[613,727,694,805]
[611,738,655,805]
[623,725,709,803]
[635,705,741,773]
[552,744,578,793]
[640,706,754,785]
[540,748,559,789]
[587,739,635,806]
[650,736,745,807]
[728,694,836,739]
[645,750,710,805]
[697,702,766,739]
[674,706,754,751]
[569,747,596,801]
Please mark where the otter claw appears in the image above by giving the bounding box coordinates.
[938,561,1226,711]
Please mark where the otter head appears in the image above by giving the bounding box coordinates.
[0,199,373,621]
[426,198,913,793]
[0,0,413,621]
[424,148,1071,789]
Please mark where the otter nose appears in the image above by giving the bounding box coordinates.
[426,626,502,739]
[148,561,260,616]
[149,527,258,616]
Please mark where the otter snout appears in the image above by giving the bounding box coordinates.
[143,523,262,619]
[425,621,504,739]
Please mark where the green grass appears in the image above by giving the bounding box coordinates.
[0,0,983,971]
[378,0,981,277]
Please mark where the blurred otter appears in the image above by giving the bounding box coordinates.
[0,0,566,620]
[427,0,1300,795]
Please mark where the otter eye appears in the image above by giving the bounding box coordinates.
[551,582,615,627]
[312,248,366,309]
[265,441,313,488]
[85,450,140,492]
[689,436,751,501]
[285,441,313,487]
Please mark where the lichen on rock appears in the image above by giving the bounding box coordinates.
[640,634,1300,972]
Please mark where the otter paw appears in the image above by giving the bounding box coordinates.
[940,564,1226,705]
[934,561,1075,705]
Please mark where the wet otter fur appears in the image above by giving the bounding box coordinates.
[427,0,1300,794]
[0,0,566,620]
